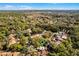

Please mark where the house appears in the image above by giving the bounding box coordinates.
[52,31,67,45]
[53,33,62,41]
[59,31,67,39]
[53,35,63,41]
[37,46,47,51]
[37,46,48,56]
[37,46,45,51]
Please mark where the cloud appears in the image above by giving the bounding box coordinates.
[0,5,33,10]
[0,5,15,10]
[49,7,79,10]
[4,5,14,8]
[0,4,79,10]
[18,5,33,10]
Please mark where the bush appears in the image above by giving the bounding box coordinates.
[42,31,52,38]
[32,37,47,47]
[9,43,22,52]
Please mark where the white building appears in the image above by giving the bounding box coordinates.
[37,46,46,51]
[53,31,67,42]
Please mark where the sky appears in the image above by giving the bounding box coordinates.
[0,3,79,10]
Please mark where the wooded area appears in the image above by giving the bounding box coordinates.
[0,10,79,56]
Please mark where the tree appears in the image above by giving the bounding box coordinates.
[31,27,42,34]
[20,36,28,46]
[42,31,52,38]
[21,46,27,53]
[32,37,47,47]
[9,43,22,52]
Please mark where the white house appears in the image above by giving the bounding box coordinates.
[53,31,67,42]
[37,46,46,51]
